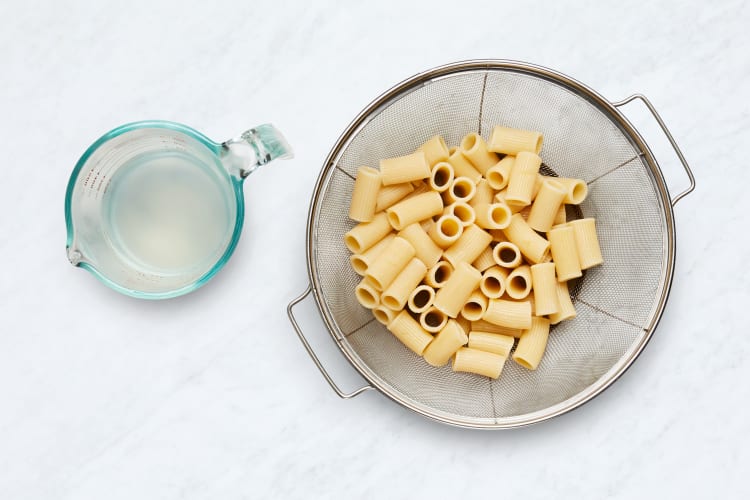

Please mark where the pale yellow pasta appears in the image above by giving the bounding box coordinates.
[348,166,382,222]
[398,223,442,268]
[375,182,414,212]
[373,304,398,325]
[489,229,508,242]
[468,331,515,357]
[419,306,448,334]
[471,320,523,339]
[424,261,453,288]
[569,218,603,269]
[350,233,396,276]
[419,135,450,166]
[483,298,532,330]
[461,290,488,321]
[408,284,435,314]
[480,266,508,299]
[472,245,496,272]
[433,262,482,318]
[364,236,416,291]
[460,133,499,175]
[420,218,434,233]
[381,258,428,310]
[553,204,567,225]
[488,125,543,155]
[555,177,588,204]
[547,225,582,281]
[549,280,576,324]
[403,182,432,200]
[452,347,506,379]
[505,151,542,206]
[386,191,443,230]
[344,212,393,254]
[518,205,531,221]
[447,148,482,182]
[473,203,512,230]
[502,214,550,264]
[530,262,560,316]
[492,241,522,268]
[506,264,532,300]
[423,320,469,367]
[379,151,431,186]
[429,161,455,192]
[443,176,476,205]
[494,189,526,213]
[443,224,493,267]
[387,310,434,356]
[485,156,514,190]
[526,178,567,232]
[513,316,550,370]
[530,174,545,201]
[355,277,380,309]
[428,214,463,249]
[445,202,476,227]
[469,178,494,208]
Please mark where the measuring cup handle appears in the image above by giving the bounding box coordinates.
[222,124,293,179]
[612,94,696,206]
[287,285,374,399]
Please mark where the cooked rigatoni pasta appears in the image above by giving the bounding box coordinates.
[471,320,523,339]
[460,133,499,175]
[344,212,393,254]
[419,135,450,166]
[473,203,512,230]
[547,225,582,281]
[350,233,396,275]
[480,266,508,299]
[472,245,496,272]
[468,331,515,357]
[506,265,532,300]
[530,262,560,316]
[494,189,526,213]
[429,162,455,192]
[428,214,463,249]
[505,151,542,206]
[549,280,577,324]
[502,214,550,264]
[381,258,428,310]
[375,182,414,212]
[488,125,543,155]
[527,178,568,232]
[512,316,551,370]
[531,173,545,201]
[461,290,488,321]
[492,241,522,268]
[484,298,532,330]
[443,224,493,268]
[365,236,416,291]
[387,310,434,356]
[553,204,567,225]
[469,178,494,208]
[445,202,476,227]
[386,191,443,230]
[453,347,506,379]
[569,218,604,269]
[443,176,476,205]
[380,151,431,185]
[485,156,514,190]
[420,306,448,333]
[373,304,398,325]
[355,277,380,309]
[408,284,435,314]
[555,177,588,204]
[424,261,453,289]
[448,148,483,182]
[349,166,382,222]
[423,320,469,367]
[433,262,482,318]
[398,223,442,268]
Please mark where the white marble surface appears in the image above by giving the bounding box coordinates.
[1,0,748,498]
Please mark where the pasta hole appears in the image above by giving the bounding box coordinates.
[510,276,528,292]
[434,265,451,284]
[373,308,390,324]
[413,288,432,308]
[491,206,510,226]
[433,168,450,187]
[463,302,483,319]
[356,287,376,307]
[382,295,399,310]
[487,171,505,189]
[499,247,517,263]
[440,218,460,237]
[484,276,501,294]
[571,182,587,203]
[425,311,445,328]
[350,256,367,274]
[461,133,477,151]
[514,356,533,370]
[453,204,473,223]
[387,211,401,229]
[345,235,361,253]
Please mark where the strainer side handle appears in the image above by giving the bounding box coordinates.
[612,94,696,206]
[287,285,374,399]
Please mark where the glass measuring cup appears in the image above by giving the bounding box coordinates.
[65,121,292,299]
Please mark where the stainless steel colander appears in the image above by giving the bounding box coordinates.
[287,60,695,429]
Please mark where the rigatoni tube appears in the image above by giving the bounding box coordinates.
[387,310,434,356]
[379,151,431,185]
[348,166,381,222]
[460,133,499,175]
[452,347,506,379]
[530,262,560,316]
[488,126,543,155]
[483,298,532,330]
[433,262,482,318]
[381,258,428,310]
[423,320,469,367]
[364,236,416,291]
[386,191,443,230]
[569,218,604,269]
[513,316,550,370]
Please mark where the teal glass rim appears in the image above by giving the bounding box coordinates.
[64,120,246,300]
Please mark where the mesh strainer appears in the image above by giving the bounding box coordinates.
[288,60,695,428]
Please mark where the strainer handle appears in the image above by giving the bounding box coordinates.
[612,94,696,206]
[287,285,374,399]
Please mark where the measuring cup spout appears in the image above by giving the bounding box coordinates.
[221,124,293,179]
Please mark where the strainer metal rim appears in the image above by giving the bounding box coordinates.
[303,59,680,428]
